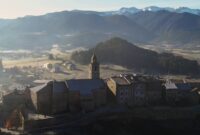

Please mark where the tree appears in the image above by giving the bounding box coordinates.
[48,54,54,60]
[0,59,3,70]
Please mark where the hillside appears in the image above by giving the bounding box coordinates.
[0,11,152,50]
[0,10,200,50]
[71,38,199,74]
[128,11,200,46]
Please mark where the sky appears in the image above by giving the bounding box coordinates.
[0,0,200,19]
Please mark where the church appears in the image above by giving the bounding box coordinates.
[29,54,107,114]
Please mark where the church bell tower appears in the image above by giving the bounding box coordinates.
[89,53,100,79]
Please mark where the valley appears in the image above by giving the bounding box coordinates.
[141,44,200,63]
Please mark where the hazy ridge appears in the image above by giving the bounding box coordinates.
[0,7,200,50]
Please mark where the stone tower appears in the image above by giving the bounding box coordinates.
[89,53,100,79]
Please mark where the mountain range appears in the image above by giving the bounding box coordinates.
[0,6,200,50]
[106,6,200,16]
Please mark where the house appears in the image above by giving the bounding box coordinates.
[107,74,163,106]
[30,81,68,114]
[30,82,53,114]
[145,79,163,105]
[63,61,76,70]
[43,63,53,70]
[51,64,62,73]
[67,63,76,71]
[107,76,134,105]
[164,80,179,104]
[164,80,199,105]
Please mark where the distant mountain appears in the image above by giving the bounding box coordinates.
[143,6,175,12]
[0,8,200,50]
[128,11,200,45]
[106,6,200,16]
[106,7,141,16]
[0,11,153,50]
[71,38,199,74]
[175,7,200,15]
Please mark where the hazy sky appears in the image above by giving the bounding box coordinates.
[0,0,200,19]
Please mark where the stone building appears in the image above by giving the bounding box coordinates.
[107,76,135,105]
[66,79,106,112]
[30,81,68,114]
[30,82,52,114]
[164,81,180,105]
[52,81,68,113]
[107,74,163,106]
[29,54,106,114]
[164,80,199,105]
[145,80,164,105]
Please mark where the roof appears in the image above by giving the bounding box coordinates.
[164,81,192,91]
[164,82,178,90]
[33,80,52,84]
[30,83,48,93]
[8,83,26,91]
[30,79,105,95]
[66,79,105,95]
[111,74,160,85]
[111,77,130,85]
[176,83,192,91]
[31,81,68,93]
[3,90,25,97]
